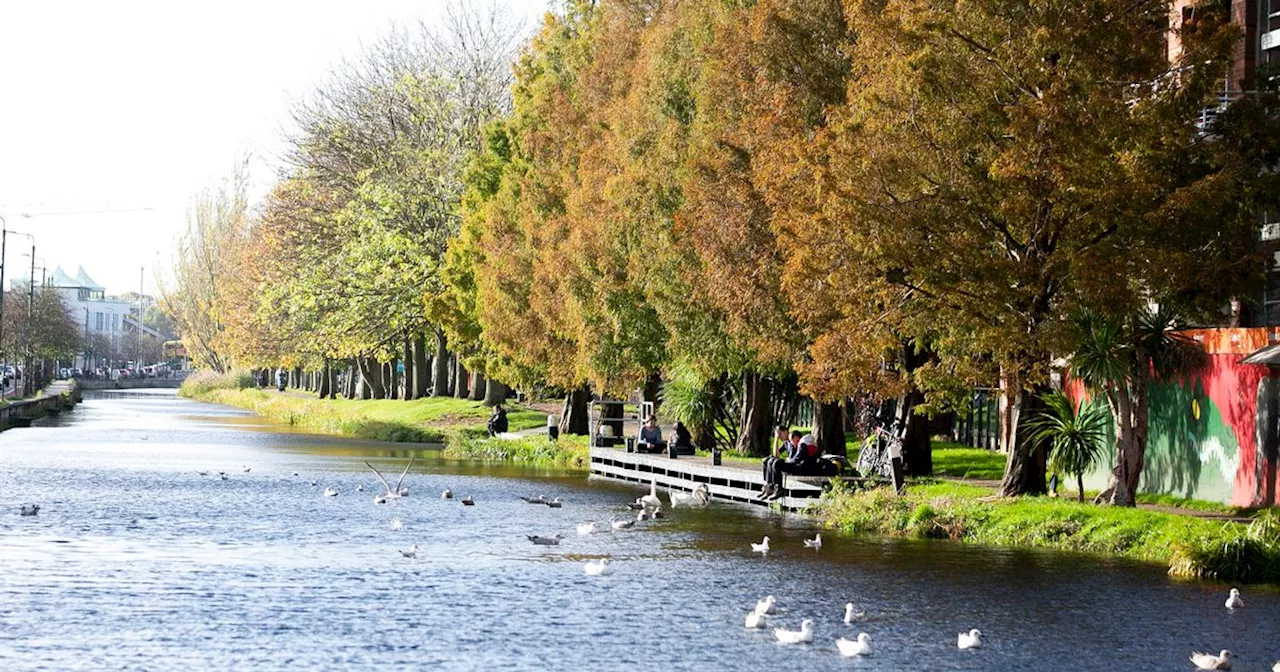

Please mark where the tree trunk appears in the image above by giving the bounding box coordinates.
[345,360,357,399]
[470,371,487,402]
[484,378,506,407]
[432,331,449,397]
[357,357,385,399]
[643,371,662,416]
[1099,383,1140,506]
[1077,472,1086,503]
[997,377,1049,497]
[402,337,415,400]
[735,371,773,457]
[560,385,590,435]
[412,334,430,398]
[898,389,933,476]
[454,358,469,399]
[388,359,399,400]
[318,360,330,399]
[813,400,847,457]
[328,364,338,399]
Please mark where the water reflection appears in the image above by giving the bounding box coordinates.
[1,389,1277,670]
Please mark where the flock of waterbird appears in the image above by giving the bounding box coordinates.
[14,460,1275,669]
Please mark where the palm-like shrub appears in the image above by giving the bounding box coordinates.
[1027,391,1108,502]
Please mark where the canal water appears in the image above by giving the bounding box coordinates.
[1,390,1278,671]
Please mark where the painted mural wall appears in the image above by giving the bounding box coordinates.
[1080,328,1280,507]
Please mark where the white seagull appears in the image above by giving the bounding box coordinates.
[527,534,563,546]
[772,619,814,645]
[441,489,453,499]
[803,534,822,550]
[242,465,251,473]
[611,517,635,530]
[576,521,598,536]
[958,628,983,650]
[355,483,364,492]
[1271,660,1279,672]
[365,457,415,502]
[389,517,404,531]
[583,558,612,576]
[750,536,771,555]
[1225,588,1244,610]
[1190,650,1233,670]
[399,544,418,559]
[836,633,871,657]
[744,611,767,629]
[843,603,865,624]
[754,595,777,615]
[545,497,562,508]
[323,487,339,497]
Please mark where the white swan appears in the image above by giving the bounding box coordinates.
[744,610,767,629]
[576,521,598,536]
[1190,650,1233,670]
[670,490,697,508]
[772,619,813,644]
[399,544,418,559]
[583,558,612,576]
[441,489,453,499]
[751,536,771,555]
[958,628,982,649]
[754,595,777,615]
[639,478,662,512]
[836,633,871,657]
[804,534,822,550]
[1225,588,1244,610]
[843,603,865,624]
[323,487,339,497]
[611,517,635,530]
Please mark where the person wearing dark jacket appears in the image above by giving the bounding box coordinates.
[487,405,509,437]
[760,427,802,499]
[762,433,823,500]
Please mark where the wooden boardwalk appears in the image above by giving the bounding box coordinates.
[588,446,829,512]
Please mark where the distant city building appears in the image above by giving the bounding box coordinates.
[28,266,163,370]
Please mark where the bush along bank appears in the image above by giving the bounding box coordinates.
[817,481,1280,584]
[442,433,589,469]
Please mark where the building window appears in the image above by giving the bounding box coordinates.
[113,314,119,332]
[95,312,104,331]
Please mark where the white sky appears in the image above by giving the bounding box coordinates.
[0,0,548,295]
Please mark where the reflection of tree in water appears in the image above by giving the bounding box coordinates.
[1142,379,1210,498]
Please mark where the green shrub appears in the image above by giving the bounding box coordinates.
[442,433,588,468]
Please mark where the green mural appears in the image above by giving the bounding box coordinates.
[1082,380,1239,504]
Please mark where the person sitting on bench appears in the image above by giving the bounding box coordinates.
[638,415,666,453]
[760,432,823,500]
[672,421,694,452]
[487,404,509,437]
[761,427,801,498]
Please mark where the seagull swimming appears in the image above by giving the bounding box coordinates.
[365,457,415,501]
[576,521,598,536]
[196,470,209,476]
[583,558,613,576]
[355,484,364,492]
[1225,588,1244,610]
[958,629,983,650]
[754,595,777,615]
[843,603,865,624]
[803,534,822,550]
[220,472,228,481]
[389,517,404,531]
[461,496,475,506]
[242,465,251,473]
[441,489,453,499]
[308,480,318,487]
[745,611,767,629]
[399,544,418,559]
[1190,650,1233,670]
[750,536,771,555]
[323,487,339,497]
[19,504,40,516]
[527,534,563,546]
[522,496,547,504]
[610,517,635,530]
[544,497,562,508]
[772,619,814,644]
[836,633,871,657]
[636,510,649,522]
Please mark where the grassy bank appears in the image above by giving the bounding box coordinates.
[818,481,1280,583]
[442,433,589,468]
[182,375,545,444]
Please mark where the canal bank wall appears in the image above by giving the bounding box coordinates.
[1,379,81,430]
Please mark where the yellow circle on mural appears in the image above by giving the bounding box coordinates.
[1192,398,1200,420]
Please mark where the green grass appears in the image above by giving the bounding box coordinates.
[818,481,1280,583]
[443,433,589,468]
[185,387,544,444]
[930,443,1007,480]
[1133,493,1245,515]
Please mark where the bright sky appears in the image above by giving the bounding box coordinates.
[0,0,548,295]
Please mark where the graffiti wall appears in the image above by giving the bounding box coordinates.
[1081,328,1280,507]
